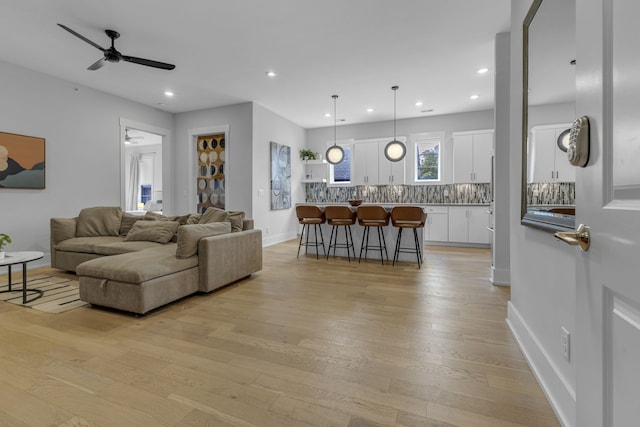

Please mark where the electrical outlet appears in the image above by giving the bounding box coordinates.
[561,327,570,362]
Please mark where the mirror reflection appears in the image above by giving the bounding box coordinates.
[522,0,576,231]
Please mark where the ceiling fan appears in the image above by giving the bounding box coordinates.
[124,129,144,144]
[57,24,176,71]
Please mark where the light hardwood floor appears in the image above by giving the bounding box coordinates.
[0,241,559,427]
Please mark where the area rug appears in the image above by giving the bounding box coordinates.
[0,274,88,313]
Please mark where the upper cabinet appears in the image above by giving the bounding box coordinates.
[452,130,493,183]
[353,142,379,185]
[301,159,327,183]
[378,140,405,185]
[528,124,575,183]
[352,140,406,185]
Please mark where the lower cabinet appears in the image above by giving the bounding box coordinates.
[424,206,449,242]
[448,206,491,244]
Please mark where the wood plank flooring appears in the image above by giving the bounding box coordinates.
[0,241,559,427]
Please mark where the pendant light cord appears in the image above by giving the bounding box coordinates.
[392,85,398,140]
[333,95,338,146]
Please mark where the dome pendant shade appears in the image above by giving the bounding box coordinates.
[325,94,345,164]
[386,85,406,162]
[384,140,406,162]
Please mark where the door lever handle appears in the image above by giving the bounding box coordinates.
[554,223,590,251]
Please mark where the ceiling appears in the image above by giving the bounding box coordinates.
[0,0,511,129]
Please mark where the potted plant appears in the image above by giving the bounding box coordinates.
[299,149,317,161]
[0,233,11,260]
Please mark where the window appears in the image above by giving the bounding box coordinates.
[329,145,351,184]
[415,137,441,181]
[140,184,152,204]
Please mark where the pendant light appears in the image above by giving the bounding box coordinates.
[325,95,345,164]
[384,85,407,162]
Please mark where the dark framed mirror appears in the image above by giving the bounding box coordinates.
[521,0,577,231]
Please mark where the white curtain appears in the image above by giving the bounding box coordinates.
[127,153,140,211]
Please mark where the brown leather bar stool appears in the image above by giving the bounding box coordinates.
[295,205,326,259]
[324,205,356,261]
[390,206,427,268]
[356,205,390,265]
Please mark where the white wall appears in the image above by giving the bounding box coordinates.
[0,60,173,267]
[252,103,306,246]
[172,103,253,216]
[306,110,494,185]
[507,2,576,426]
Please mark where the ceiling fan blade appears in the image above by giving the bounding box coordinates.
[57,24,105,52]
[122,55,175,70]
[87,58,105,71]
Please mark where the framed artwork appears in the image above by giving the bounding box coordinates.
[0,131,45,189]
[270,141,291,210]
[197,133,225,213]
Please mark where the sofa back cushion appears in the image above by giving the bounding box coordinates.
[176,222,231,258]
[228,211,245,232]
[76,206,123,237]
[124,220,180,244]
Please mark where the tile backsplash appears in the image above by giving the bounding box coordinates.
[527,182,575,205]
[305,183,491,204]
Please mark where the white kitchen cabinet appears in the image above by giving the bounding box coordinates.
[353,142,379,185]
[423,206,448,242]
[302,159,327,183]
[529,124,575,183]
[448,206,490,244]
[452,130,493,183]
[378,140,406,184]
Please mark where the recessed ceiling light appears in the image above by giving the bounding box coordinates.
[477,68,489,74]
[366,108,374,113]
[415,101,423,107]
[470,94,479,100]
[164,91,174,97]
[324,113,331,118]
[265,71,277,78]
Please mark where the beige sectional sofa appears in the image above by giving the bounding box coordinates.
[50,206,262,314]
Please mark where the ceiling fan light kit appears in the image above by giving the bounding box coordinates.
[58,24,176,71]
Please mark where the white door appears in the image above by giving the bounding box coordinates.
[572,0,640,425]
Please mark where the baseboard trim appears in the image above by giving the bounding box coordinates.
[490,266,511,286]
[507,302,575,427]
[262,232,297,247]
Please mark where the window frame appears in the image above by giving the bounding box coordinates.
[328,140,354,186]
[412,132,444,184]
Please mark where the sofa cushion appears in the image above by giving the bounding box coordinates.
[55,236,124,253]
[76,206,122,237]
[198,208,229,225]
[176,222,231,259]
[186,213,202,224]
[125,221,180,244]
[77,245,197,283]
[119,212,146,236]
[94,240,166,256]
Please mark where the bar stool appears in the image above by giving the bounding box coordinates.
[324,205,356,261]
[356,205,390,265]
[390,206,427,269]
[296,205,326,259]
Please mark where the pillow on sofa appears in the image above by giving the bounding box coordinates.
[228,211,245,233]
[119,212,145,236]
[124,220,180,244]
[186,213,202,224]
[145,211,191,225]
[176,222,231,258]
[76,206,122,237]
[198,207,230,224]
